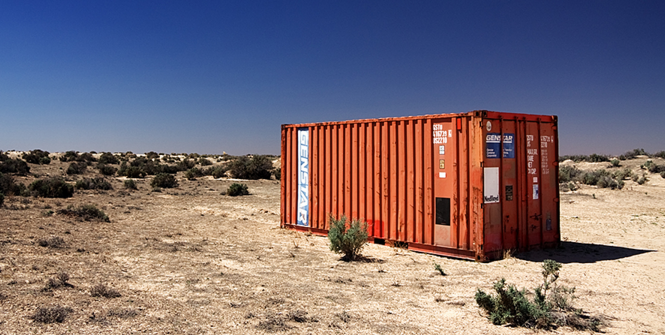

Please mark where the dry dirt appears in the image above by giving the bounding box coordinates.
[1,156,664,334]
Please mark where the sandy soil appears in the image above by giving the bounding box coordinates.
[0,156,664,334]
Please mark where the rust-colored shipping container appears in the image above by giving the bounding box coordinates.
[280,110,560,261]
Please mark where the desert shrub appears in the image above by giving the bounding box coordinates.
[176,159,196,171]
[98,152,120,165]
[613,168,633,180]
[38,236,65,248]
[597,176,623,190]
[75,178,113,190]
[79,152,96,163]
[29,178,74,198]
[185,167,204,180]
[637,175,648,185]
[124,179,138,190]
[90,284,121,298]
[145,151,160,160]
[59,151,79,162]
[43,272,72,291]
[654,151,665,159]
[578,170,610,186]
[208,166,228,178]
[227,183,249,196]
[0,158,30,175]
[228,155,273,179]
[118,162,146,178]
[328,215,368,261]
[66,161,87,175]
[159,164,180,174]
[661,171,665,179]
[641,160,665,174]
[274,167,281,180]
[198,157,212,166]
[31,306,73,323]
[610,159,620,167]
[588,153,609,163]
[558,166,581,183]
[475,260,601,330]
[23,149,51,165]
[0,150,8,161]
[97,164,117,176]
[57,204,110,222]
[0,172,28,196]
[620,148,648,160]
[0,192,3,206]
[151,173,178,188]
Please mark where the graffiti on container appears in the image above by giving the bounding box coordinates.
[297,128,309,226]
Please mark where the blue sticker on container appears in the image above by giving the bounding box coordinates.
[486,133,501,158]
[297,128,309,227]
[503,133,515,158]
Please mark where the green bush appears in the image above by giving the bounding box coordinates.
[198,157,212,166]
[209,166,228,178]
[475,260,601,331]
[613,168,633,180]
[23,150,51,165]
[227,183,249,196]
[98,152,120,165]
[75,178,113,190]
[0,158,30,175]
[637,175,648,185]
[151,173,178,188]
[610,159,620,167]
[597,176,623,190]
[59,151,79,162]
[176,159,196,171]
[124,179,138,190]
[0,192,4,207]
[274,167,281,180]
[58,204,109,222]
[654,151,665,159]
[228,155,273,179]
[0,172,27,196]
[66,162,87,175]
[185,168,204,180]
[0,150,8,161]
[29,178,74,198]
[327,215,368,261]
[146,151,160,160]
[660,171,665,179]
[118,162,146,178]
[558,166,581,183]
[97,164,117,176]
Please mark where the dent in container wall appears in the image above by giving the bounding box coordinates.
[281,110,560,261]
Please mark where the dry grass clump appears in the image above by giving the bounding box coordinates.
[90,284,121,298]
[57,204,109,222]
[38,236,65,248]
[31,305,73,323]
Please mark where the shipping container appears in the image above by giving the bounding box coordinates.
[280,110,560,261]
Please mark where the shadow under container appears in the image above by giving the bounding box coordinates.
[280,110,560,261]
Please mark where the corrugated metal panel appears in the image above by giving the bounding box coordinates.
[281,110,560,261]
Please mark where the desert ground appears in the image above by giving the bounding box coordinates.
[1,154,664,334]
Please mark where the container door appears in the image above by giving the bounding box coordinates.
[524,122,542,247]
[432,119,454,247]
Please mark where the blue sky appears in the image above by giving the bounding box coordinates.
[1,1,663,155]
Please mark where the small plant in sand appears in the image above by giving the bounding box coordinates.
[327,215,368,261]
[227,183,249,196]
[91,283,121,298]
[57,204,109,222]
[434,262,446,276]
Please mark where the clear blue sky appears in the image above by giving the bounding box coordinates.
[1,1,663,155]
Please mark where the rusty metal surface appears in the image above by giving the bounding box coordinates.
[281,110,559,261]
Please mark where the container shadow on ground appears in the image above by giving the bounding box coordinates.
[516,241,655,264]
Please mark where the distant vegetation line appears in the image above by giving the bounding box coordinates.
[559,148,665,163]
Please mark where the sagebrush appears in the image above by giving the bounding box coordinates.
[328,215,368,261]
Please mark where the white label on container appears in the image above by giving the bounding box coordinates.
[439,172,446,178]
[533,177,538,183]
[439,145,445,155]
[297,128,309,227]
[533,184,539,200]
[483,167,500,203]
